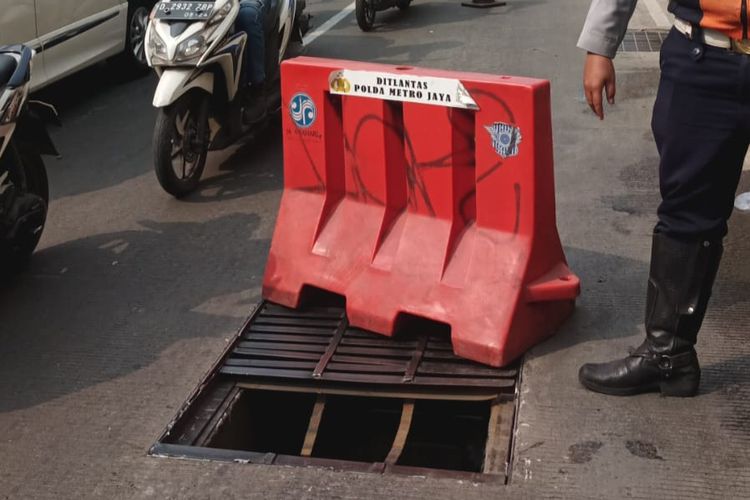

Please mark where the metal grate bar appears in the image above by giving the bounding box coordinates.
[219,302,521,391]
[403,337,428,382]
[313,318,349,377]
[618,29,669,53]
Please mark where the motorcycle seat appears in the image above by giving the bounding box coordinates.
[0,54,17,87]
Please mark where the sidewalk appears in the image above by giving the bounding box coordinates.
[513,1,750,496]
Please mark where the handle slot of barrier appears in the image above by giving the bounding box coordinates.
[445,108,477,269]
[313,93,346,241]
[399,105,478,278]
[436,108,478,280]
[373,100,410,256]
[315,95,411,266]
[339,97,408,207]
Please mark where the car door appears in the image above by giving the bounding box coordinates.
[35,0,126,86]
[0,0,47,88]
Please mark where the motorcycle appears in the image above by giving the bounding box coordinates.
[0,45,59,271]
[145,0,310,197]
[356,0,412,32]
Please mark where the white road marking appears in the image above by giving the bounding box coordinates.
[302,2,356,46]
[642,0,671,28]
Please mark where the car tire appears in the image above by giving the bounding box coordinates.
[115,0,153,76]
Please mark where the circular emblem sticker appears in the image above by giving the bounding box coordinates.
[484,122,521,159]
[289,93,317,128]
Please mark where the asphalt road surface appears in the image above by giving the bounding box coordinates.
[1,0,749,498]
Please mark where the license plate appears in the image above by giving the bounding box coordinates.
[154,1,214,20]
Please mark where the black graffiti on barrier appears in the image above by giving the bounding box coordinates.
[293,88,522,236]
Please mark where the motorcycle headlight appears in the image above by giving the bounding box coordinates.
[208,2,233,26]
[176,34,208,61]
[147,29,168,64]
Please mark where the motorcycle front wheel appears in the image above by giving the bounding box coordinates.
[356,0,376,31]
[153,92,210,198]
[19,148,49,207]
[0,145,49,270]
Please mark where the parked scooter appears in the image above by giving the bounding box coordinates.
[356,0,412,31]
[0,45,58,271]
[145,0,310,197]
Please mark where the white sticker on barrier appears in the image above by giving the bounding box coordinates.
[485,121,522,158]
[328,70,479,110]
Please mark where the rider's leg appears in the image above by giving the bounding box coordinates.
[236,0,270,87]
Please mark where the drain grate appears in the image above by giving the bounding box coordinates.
[619,29,669,53]
[151,301,520,481]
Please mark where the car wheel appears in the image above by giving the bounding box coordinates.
[116,0,153,76]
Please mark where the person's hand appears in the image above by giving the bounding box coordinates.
[583,52,616,120]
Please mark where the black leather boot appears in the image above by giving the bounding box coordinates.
[579,232,723,397]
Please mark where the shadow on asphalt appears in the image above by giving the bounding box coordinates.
[535,243,750,372]
[33,62,152,115]
[701,185,750,397]
[535,246,649,354]
[180,123,284,203]
[703,355,750,398]
[32,63,159,200]
[33,62,283,203]
[0,214,269,413]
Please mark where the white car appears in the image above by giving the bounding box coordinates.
[0,1,157,91]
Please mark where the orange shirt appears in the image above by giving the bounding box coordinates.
[670,0,749,39]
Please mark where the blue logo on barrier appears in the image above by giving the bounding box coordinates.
[485,122,522,158]
[289,93,317,128]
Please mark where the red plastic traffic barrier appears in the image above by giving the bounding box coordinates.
[263,57,580,367]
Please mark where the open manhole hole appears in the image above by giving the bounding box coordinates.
[151,299,520,481]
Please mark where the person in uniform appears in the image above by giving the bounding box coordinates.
[577,0,750,396]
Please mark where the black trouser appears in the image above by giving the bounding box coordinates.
[652,28,750,241]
